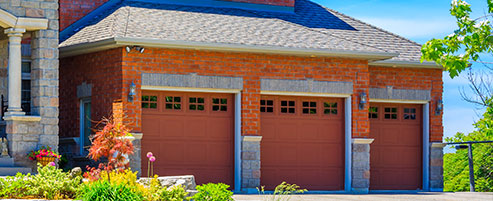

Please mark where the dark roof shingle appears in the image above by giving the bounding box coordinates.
[60,0,425,63]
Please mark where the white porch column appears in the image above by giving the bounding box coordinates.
[4,28,26,116]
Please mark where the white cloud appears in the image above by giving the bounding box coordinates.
[356,17,457,38]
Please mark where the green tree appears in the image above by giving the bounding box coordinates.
[421,0,492,78]
[422,0,493,192]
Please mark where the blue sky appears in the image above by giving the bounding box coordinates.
[312,0,491,140]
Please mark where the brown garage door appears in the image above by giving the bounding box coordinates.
[260,95,345,190]
[369,103,422,190]
[141,91,234,187]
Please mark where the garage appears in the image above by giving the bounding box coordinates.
[260,95,345,190]
[369,103,422,190]
[141,91,234,187]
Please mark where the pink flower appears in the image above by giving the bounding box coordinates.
[48,162,56,166]
[149,156,156,162]
[146,152,153,158]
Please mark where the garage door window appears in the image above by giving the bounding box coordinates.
[323,102,338,115]
[369,107,378,119]
[280,100,295,114]
[261,99,274,113]
[189,97,205,111]
[165,96,182,110]
[302,101,317,114]
[403,108,416,120]
[384,107,398,120]
[142,95,158,109]
[212,98,227,112]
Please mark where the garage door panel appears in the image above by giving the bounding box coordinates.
[161,118,185,138]
[261,96,345,190]
[277,122,299,140]
[142,91,234,187]
[370,103,422,190]
[184,119,208,138]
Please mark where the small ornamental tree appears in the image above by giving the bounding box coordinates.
[86,117,134,180]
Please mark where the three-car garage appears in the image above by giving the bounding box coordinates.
[140,90,424,191]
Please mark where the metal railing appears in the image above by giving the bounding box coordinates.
[445,140,493,192]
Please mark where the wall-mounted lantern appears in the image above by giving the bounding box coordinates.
[359,92,367,110]
[436,99,443,115]
[128,82,136,102]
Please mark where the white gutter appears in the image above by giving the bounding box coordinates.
[60,37,398,60]
[369,60,441,69]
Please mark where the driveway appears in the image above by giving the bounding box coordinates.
[233,192,493,201]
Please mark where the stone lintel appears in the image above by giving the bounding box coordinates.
[3,115,41,122]
[142,73,243,90]
[352,138,374,144]
[261,78,353,94]
[369,87,431,101]
[242,136,262,142]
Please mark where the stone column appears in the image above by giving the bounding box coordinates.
[352,138,374,194]
[241,136,262,193]
[4,115,41,168]
[4,28,26,116]
[430,142,445,191]
[130,133,143,176]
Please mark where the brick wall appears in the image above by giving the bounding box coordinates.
[369,66,444,142]
[121,47,370,137]
[226,0,295,7]
[59,0,109,31]
[60,47,443,142]
[59,48,123,137]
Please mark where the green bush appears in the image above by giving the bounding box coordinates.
[156,185,187,201]
[77,180,145,201]
[0,172,32,199]
[0,165,82,199]
[191,183,233,201]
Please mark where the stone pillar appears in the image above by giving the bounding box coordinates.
[351,138,374,194]
[430,142,445,191]
[130,133,143,176]
[4,116,41,168]
[241,136,262,193]
[4,28,26,116]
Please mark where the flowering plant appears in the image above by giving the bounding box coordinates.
[27,146,61,161]
[146,152,156,177]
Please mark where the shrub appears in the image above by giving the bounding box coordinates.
[0,173,31,199]
[77,180,145,201]
[257,182,307,201]
[0,165,81,199]
[191,183,233,201]
[156,185,188,201]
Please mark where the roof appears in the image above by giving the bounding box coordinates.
[59,0,437,67]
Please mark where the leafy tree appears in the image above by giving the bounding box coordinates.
[87,117,134,181]
[422,0,493,192]
[421,0,492,78]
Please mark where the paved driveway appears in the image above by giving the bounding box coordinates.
[233,192,493,201]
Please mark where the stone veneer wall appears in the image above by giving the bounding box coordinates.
[1,0,59,168]
[241,137,261,191]
[430,143,444,191]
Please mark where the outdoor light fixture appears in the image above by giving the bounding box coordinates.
[125,46,145,53]
[436,99,443,115]
[359,92,367,110]
[128,82,136,102]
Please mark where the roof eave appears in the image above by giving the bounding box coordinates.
[369,60,442,69]
[60,37,398,60]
